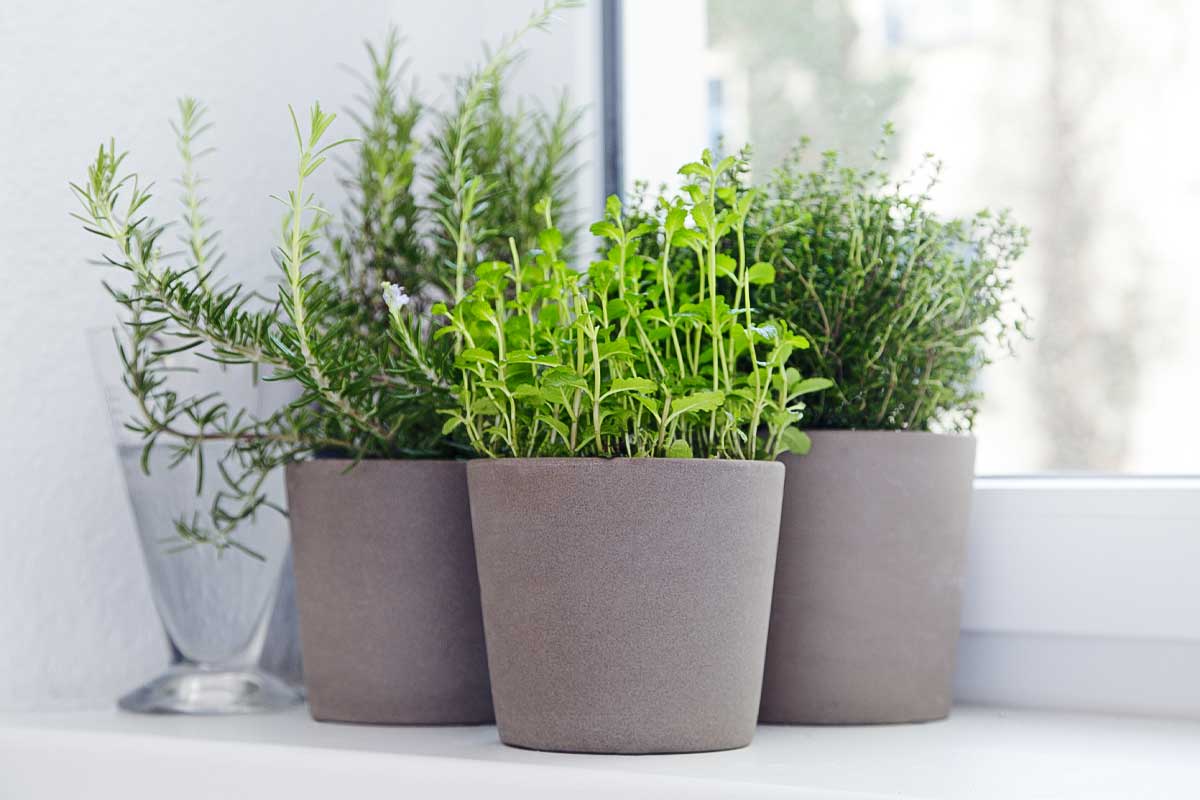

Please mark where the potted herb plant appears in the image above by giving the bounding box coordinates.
[404,151,821,753]
[748,135,1028,724]
[73,3,580,724]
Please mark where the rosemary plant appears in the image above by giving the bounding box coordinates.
[72,1,580,553]
[332,19,582,322]
[749,133,1028,432]
[409,150,830,460]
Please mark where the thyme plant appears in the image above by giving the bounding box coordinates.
[749,133,1028,431]
[407,150,830,460]
[72,2,579,553]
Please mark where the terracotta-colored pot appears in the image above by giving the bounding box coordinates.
[760,431,976,724]
[286,459,492,724]
[468,458,783,753]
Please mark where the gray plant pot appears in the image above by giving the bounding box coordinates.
[468,458,784,754]
[760,431,976,724]
[285,459,493,724]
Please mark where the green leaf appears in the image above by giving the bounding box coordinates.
[441,416,463,435]
[666,439,693,458]
[609,377,658,395]
[589,221,621,240]
[691,201,715,232]
[664,205,687,235]
[588,260,616,289]
[470,397,501,416]
[542,367,588,390]
[644,326,671,343]
[778,426,812,456]
[597,338,634,360]
[747,262,776,285]
[737,190,756,218]
[633,394,660,416]
[628,222,656,240]
[512,384,547,402]
[538,227,563,254]
[461,299,495,323]
[605,194,623,220]
[458,348,496,365]
[671,228,703,250]
[768,343,794,368]
[668,390,725,419]
[785,333,810,350]
[792,377,834,396]
[764,408,800,426]
[714,253,737,279]
[537,304,561,328]
[536,414,571,442]
[475,260,509,282]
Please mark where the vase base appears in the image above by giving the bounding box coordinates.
[118,667,302,715]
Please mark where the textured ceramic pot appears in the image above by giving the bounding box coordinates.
[468,458,784,754]
[286,459,493,724]
[760,431,976,725]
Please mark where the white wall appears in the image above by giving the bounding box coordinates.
[0,0,601,710]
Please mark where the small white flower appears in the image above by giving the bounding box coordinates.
[382,282,411,315]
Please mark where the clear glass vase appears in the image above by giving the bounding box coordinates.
[88,328,303,714]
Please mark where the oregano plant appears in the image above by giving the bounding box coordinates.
[397,150,830,460]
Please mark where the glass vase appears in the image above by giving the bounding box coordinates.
[88,328,303,714]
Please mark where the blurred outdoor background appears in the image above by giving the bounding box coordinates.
[624,0,1200,475]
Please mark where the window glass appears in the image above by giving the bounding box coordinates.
[622,0,1200,474]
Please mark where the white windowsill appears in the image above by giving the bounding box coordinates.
[957,476,1200,718]
[2,706,1198,798]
